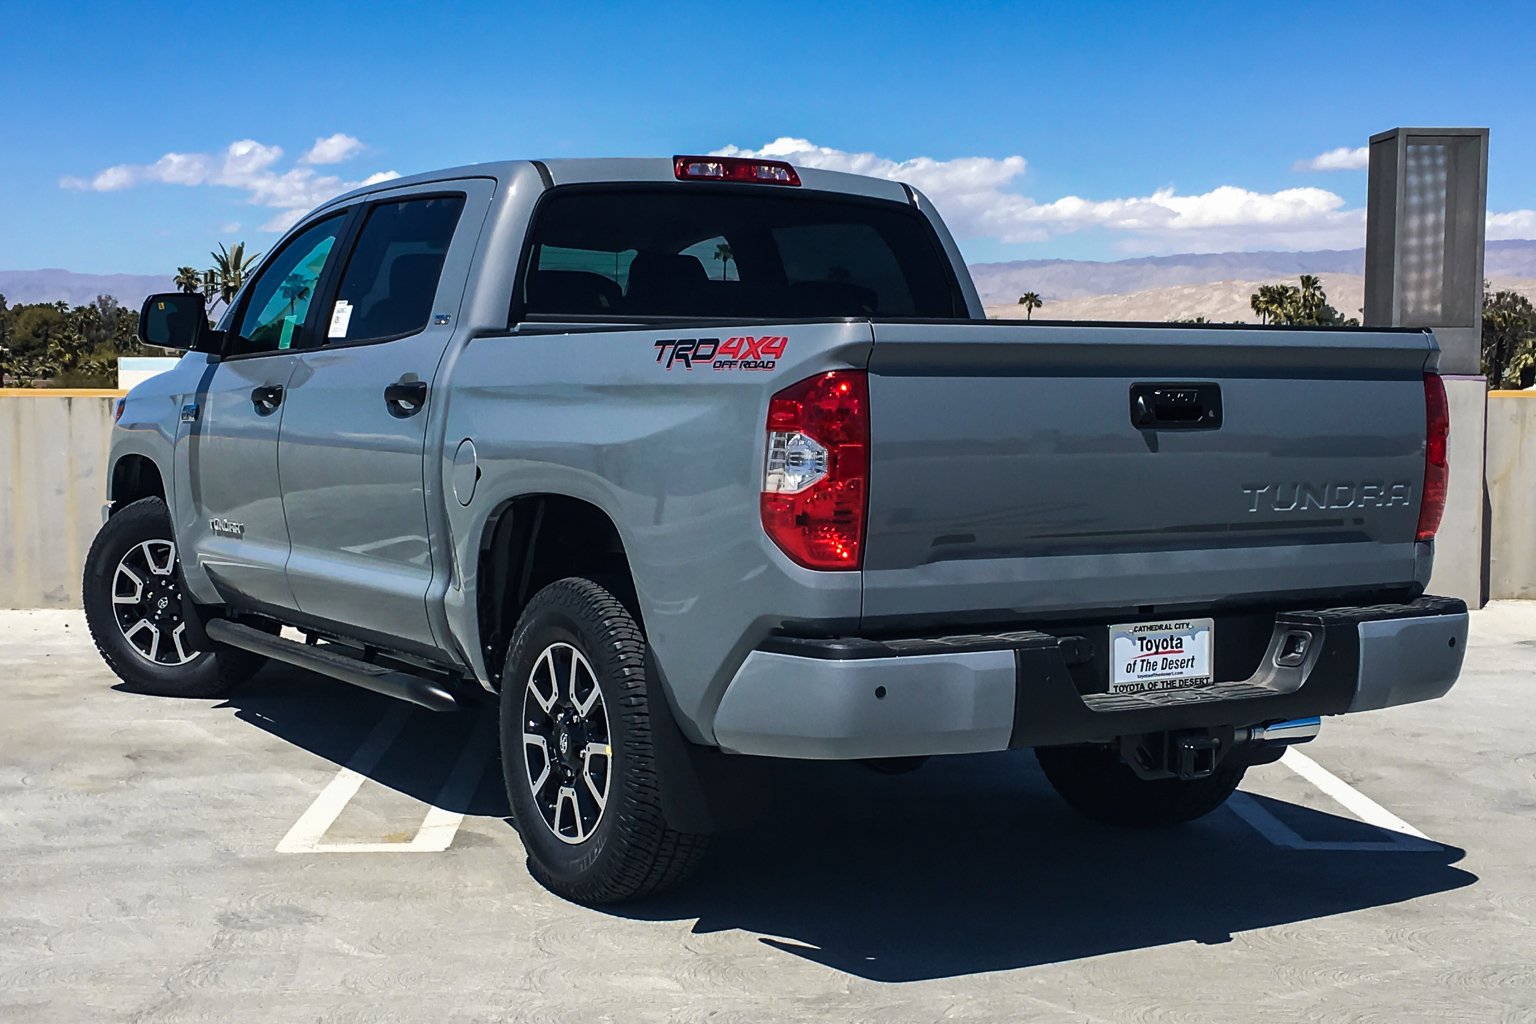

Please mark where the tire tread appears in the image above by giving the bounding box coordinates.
[82,497,263,698]
[503,577,709,904]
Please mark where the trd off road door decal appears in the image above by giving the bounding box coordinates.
[654,336,788,371]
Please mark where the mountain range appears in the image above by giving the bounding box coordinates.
[5,239,1536,312]
[0,270,175,308]
[968,240,1536,304]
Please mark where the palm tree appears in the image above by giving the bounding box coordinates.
[713,242,734,281]
[1250,291,1268,324]
[1298,274,1324,319]
[1017,292,1043,320]
[1250,284,1293,325]
[174,267,203,294]
[206,242,261,314]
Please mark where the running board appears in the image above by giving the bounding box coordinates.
[205,619,461,712]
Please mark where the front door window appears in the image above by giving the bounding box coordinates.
[232,214,345,355]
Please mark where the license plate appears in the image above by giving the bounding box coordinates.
[1108,618,1214,695]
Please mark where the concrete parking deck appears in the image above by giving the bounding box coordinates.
[3,605,1534,1022]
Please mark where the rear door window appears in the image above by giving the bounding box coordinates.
[519,188,961,319]
[328,195,465,344]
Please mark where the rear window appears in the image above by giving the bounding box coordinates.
[518,187,962,320]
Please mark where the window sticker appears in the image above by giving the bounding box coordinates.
[328,300,354,339]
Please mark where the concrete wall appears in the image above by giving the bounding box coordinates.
[1486,391,1536,600]
[0,390,123,608]
[2,387,1535,609]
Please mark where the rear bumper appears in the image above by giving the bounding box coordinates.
[710,596,1468,759]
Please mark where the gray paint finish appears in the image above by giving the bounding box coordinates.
[1350,612,1469,712]
[861,321,1436,621]
[438,320,872,741]
[170,353,300,611]
[713,648,1017,758]
[102,155,1464,756]
[277,178,496,648]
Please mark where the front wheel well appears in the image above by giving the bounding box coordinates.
[109,455,166,512]
[476,494,637,688]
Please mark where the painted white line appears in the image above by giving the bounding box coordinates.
[276,705,413,853]
[411,716,497,850]
[1226,747,1438,852]
[1279,747,1433,841]
[1227,793,1437,852]
[277,706,496,854]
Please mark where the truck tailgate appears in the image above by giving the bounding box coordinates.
[861,321,1436,624]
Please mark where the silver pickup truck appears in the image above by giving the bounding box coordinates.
[86,154,1468,903]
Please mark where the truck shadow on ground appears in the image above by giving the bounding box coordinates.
[215,665,1476,984]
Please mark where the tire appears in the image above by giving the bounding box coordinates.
[500,577,709,904]
[82,497,266,698]
[1035,743,1246,828]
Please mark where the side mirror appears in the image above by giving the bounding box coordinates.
[138,292,219,353]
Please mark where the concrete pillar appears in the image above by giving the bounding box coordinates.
[1426,376,1487,604]
[1485,393,1536,599]
[1364,128,1490,607]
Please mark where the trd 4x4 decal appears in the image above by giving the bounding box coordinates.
[654,336,788,371]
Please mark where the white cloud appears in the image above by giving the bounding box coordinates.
[1295,146,1370,172]
[219,221,241,234]
[719,137,1369,251]
[61,138,398,232]
[1488,209,1536,240]
[301,133,365,165]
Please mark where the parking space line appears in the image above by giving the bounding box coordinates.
[1278,747,1431,840]
[1226,747,1439,852]
[276,707,496,854]
[276,705,413,853]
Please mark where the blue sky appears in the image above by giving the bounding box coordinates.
[3,0,1533,274]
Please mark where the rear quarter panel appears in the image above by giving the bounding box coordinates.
[439,321,873,743]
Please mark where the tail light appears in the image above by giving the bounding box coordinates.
[1416,372,1449,543]
[761,370,868,569]
[114,399,125,423]
[674,155,801,186]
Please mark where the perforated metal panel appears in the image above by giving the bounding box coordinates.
[1364,128,1488,374]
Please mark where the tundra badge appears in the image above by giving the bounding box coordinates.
[209,518,245,539]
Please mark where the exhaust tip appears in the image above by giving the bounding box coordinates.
[1251,717,1321,744]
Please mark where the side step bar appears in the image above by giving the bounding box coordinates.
[205,619,461,712]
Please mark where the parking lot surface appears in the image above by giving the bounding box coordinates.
[4,605,1535,1023]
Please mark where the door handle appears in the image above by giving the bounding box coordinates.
[251,384,284,414]
[385,379,429,418]
[1129,382,1222,430]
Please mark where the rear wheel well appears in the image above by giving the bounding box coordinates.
[109,455,165,512]
[476,495,637,688]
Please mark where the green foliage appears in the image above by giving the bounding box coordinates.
[1482,284,1536,389]
[206,241,260,313]
[0,292,142,388]
[1017,291,1043,319]
[1248,276,1359,326]
[0,237,259,387]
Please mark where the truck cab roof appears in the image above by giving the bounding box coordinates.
[321,157,916,212]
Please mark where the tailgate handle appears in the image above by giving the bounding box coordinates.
[1130,383,1222,430]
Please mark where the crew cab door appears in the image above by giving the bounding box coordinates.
[276,180,490,649]
[172,212,349,610]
